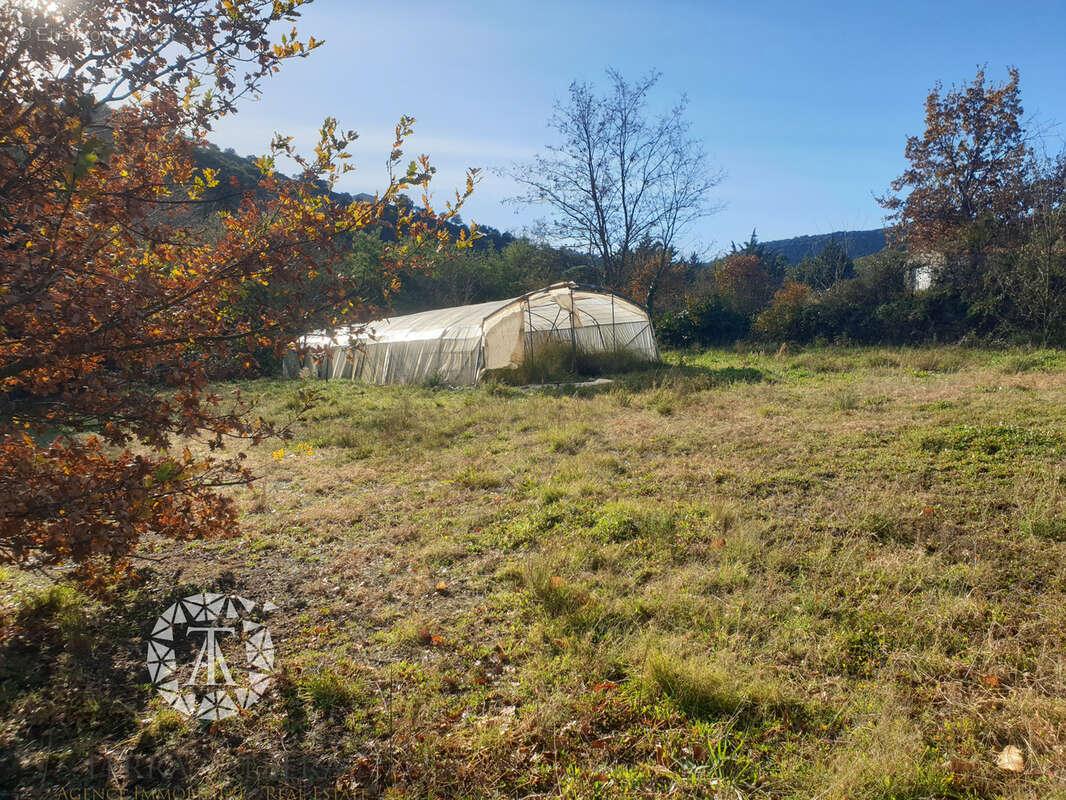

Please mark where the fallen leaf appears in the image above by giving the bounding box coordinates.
[943,758,975,774]
[996,745,1025,773]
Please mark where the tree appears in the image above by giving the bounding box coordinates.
[706,231,786,318]
[713,253,777,318]
[789,240,855,289]
[878,67,1031,256]
[510,69,720,292]
[729,230,789,284]
[498,239,577,292]
[0,1,475,577]
[989,153,1066,344]
[624,237,686,315]
[410,247,511,308]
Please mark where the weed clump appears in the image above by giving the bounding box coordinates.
[486,340,655,386]
[299,669,364,711]
[591,501,674,543]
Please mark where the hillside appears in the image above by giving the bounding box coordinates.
[760,228,887,264]
[193,143,516,251]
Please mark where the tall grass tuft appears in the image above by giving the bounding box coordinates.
[485,340,654,386]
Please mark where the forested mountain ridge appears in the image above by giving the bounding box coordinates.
[758,228,887,264]
[193,142,517,251]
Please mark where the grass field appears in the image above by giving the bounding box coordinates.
[4,346,1066,799]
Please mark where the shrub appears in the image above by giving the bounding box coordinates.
[753,281,813,341]
[657,294,750,347]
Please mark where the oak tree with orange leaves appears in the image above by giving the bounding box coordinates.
[713,253,777,318]
[877,67,1031,257]
[0,1,476,578]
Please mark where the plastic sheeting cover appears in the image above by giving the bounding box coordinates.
[285,282,657,385]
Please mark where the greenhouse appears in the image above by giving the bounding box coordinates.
[283,281,659,385]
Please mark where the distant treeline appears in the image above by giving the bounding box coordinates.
[199,64,1066,353]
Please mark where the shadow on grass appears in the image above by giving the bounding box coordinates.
[0,581,156,795]
[532,362,767,398]
[0,571,334,797]
[615,363,765,390]
[646,651,833,736]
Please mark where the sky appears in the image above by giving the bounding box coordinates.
[211,0,1066,258]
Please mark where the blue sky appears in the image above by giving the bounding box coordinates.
[212,0,1066,257]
